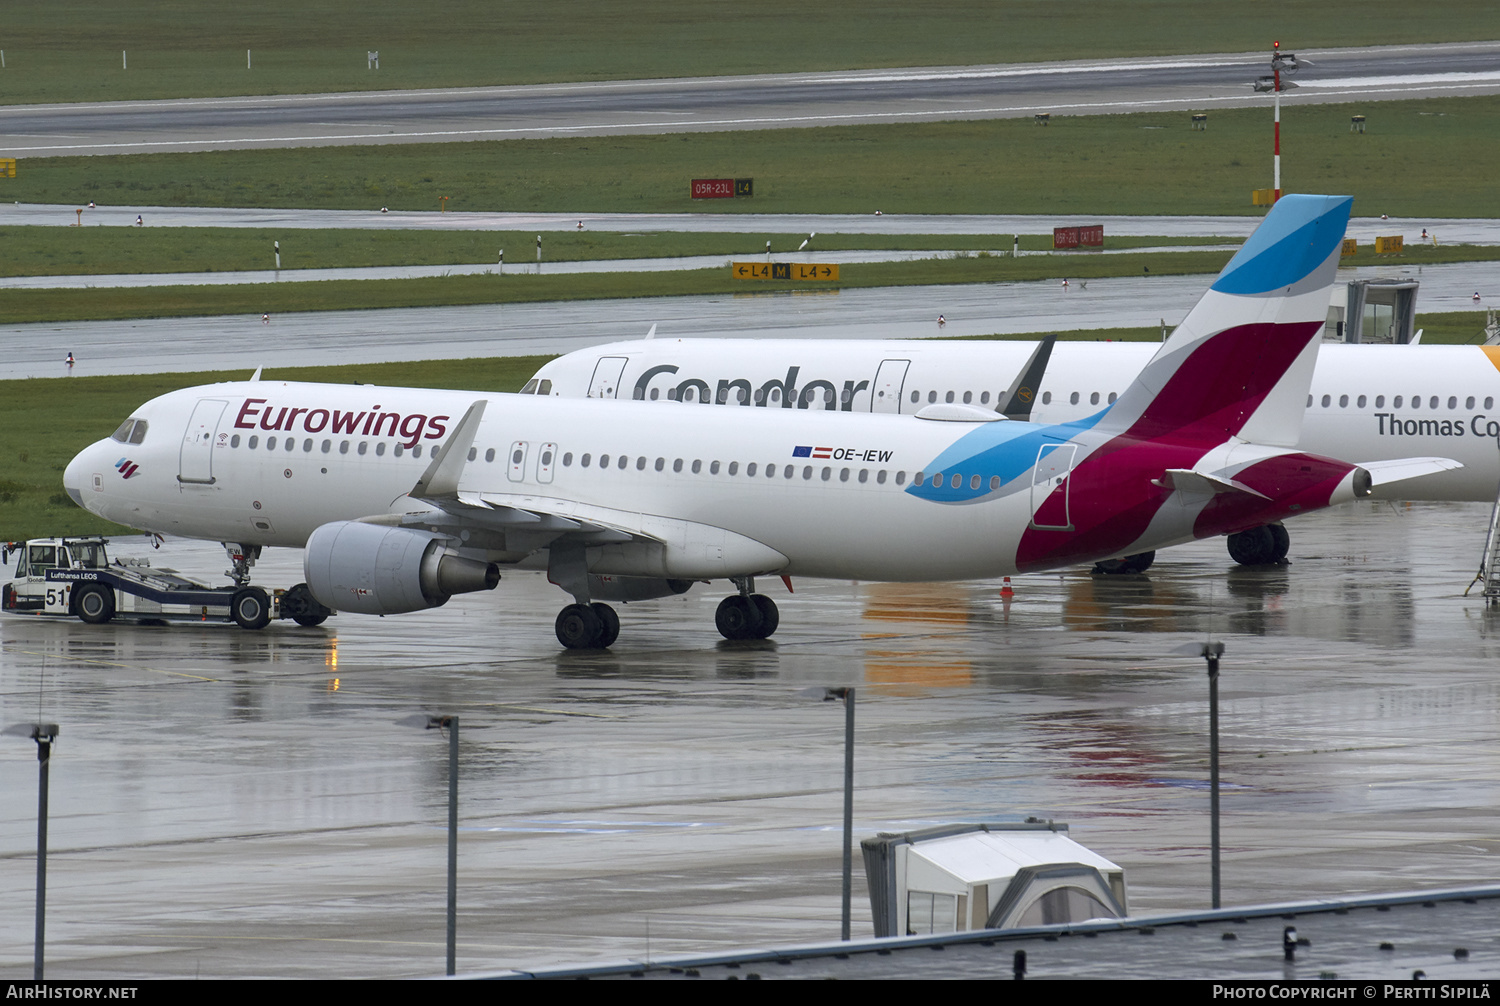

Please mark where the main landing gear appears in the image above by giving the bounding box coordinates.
[555,602,620,649]
[715,576,779,641]
[1226,524,1290,566]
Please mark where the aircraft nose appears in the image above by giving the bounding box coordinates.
[62,448,89,508]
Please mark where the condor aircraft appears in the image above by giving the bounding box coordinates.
[63,195,1455,647]
[524,319,1500,566]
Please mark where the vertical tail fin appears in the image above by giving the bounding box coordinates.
[1097,194,1352,448]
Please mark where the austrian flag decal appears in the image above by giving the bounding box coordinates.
[793,446,833,459]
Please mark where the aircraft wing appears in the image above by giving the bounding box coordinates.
[1357,456,1464,487]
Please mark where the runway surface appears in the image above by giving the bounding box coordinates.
[10,260,1496,382]
[1,500,1498,978]
[3,43,1498,155]
[10,202,1500,242]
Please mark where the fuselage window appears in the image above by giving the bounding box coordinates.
[267,436,278,450]
[673,458,684,473]
[129,421,148,444]
[413,445,423,458]
[580,453,591,467]
[1107,392,1117,404]
[468,447,477,461]
[340,441,350,455]
[249,435,259,449]
[394,445,404,457]
[1467,397,1477,410]
[951,474,962,489]
[1488,397,1496,410]
[1306,395,1312,408]
[784,465,794,479]
[1090,392,1100,405]
[970,474,981,489]
[1411,396,1421,409]
[538,380,552,395]
[1321,395,1331,408]
[1448,396,1458,410]
[521,379,539,394]
[649,388,660,400]
[876,470,887,484]
[618,455,628,470]
[1431,396,1440,409]
[599,453,611,468]
[1357,396,1367,408]
[945,391,955,404]
[841,388,852,404]
[990,475,1000,490]
[1042,392,1052,405]
[710,460,720,474]
[803,466,813,480]
[980,391,991,404]
[485,448,496,463]
[928,391,938,404]
[376,443,386,456]
[910,391,920,403]
[303,439,312,452]
[563,452,573,466]
[746,462,757,476]
[654,457,664,471]
[962,391,972,404]
[1070,392,1080,405]
[839,468,849,482]
[285,437,295,451]
[895,471,906,485]
[357,442,367,456]
[321,439,331,453]
[915,471,926,486]
[857,469,867,483]
[727,461,738,475]
[635,456,646,471]
[1338,395,1348,408]
[230,434,241,448]
[1393,396,1403,409]
[1375,396,1385,408]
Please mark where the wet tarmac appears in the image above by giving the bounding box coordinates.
[2,499,1499,978]
[10,259,1497,382]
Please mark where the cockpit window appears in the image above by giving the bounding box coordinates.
[521,379,539,394]
[111,419,149,444]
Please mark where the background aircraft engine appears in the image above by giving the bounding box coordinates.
[304,521,500,615]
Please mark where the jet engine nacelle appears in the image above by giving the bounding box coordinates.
[586,574,694,603]
[304,521,500,615]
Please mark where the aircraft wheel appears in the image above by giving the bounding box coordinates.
[75,583,115,625]
[231,586,273,630]
[715,595,761,640]
[750,594,779,638]
[590,603,620,648]
[282,583,331,627]
[1268,524,1290,562]
[555,603,603,649]
[1092,551,1155,575]
[1227,526,1277,566]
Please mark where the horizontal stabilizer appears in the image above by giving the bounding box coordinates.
[1152,468,1270,499]
[1358,456,1463,487]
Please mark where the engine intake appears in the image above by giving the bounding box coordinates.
[305,521,499,615]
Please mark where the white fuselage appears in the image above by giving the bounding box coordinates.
[527,340,1500,501]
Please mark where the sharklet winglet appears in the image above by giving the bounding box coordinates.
[411,400,487,501]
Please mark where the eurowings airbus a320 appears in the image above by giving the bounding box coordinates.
[63,195,1456,648]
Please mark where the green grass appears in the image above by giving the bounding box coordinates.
[11,95,1500,218]
[0,225,1234,278]
[3,2,1495,104]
